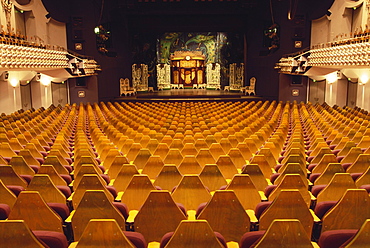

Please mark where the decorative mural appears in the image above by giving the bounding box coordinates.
[157,32,228,64]
[131,32,244,87]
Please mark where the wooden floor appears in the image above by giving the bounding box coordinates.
[114,89,264,102]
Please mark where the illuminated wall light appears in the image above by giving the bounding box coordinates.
[40,74,52,86]
[326,72,338,84]
[9,78,19,88]
[94,26,100,34]
[359,74,369,86]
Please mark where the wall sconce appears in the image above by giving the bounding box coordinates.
[40,74,52,87]
[326,71,337,84]
[359,74,369,86]
[9,78,19,88]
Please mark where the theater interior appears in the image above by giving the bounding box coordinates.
[1,0,370,247]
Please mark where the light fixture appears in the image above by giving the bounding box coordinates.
[40,74,52,86]
[326,71,337,84]
[94,26,100,34]
[9,78,19,88]
[359,74,369,85]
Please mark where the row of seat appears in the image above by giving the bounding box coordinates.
[1,100,370,247]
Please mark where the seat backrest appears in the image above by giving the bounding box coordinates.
[268,174,312,207]
[112,164,140,193]
[38,164,68,186]
[134,190,187,242]
[119,174,156,210]
[106,155,130,179]
[126,143,143,162]
[153,143,170,160]
[9,155,35,176]
[316,173,357,203]
[178,155,202,175]
[27,174,66,204]
[0,220,46,248]
[314,163,345,185]
[101,149,122,170]
[341,219,370,247]
[253,219,314,248]
[0,164,28,188]
[73,164,104,190]
[257,148,277,169]
[181,143,198,156]
[72,190,126,240]
[74,155,99,173]
[141,155,164,179]
[215,155,238,179]
[8,191,63,233]
[241,164,268,191]
[249,155,273,179]
[340,147,363,164]
[226,174,261,210]
[0,179,17,209]
[164,220,224,248]
[0,142,17,157]
[199,164,227,192]
[172,175,211,210]
[235,143,252,161]
[196,148,216,168]
[274,163,308,187]
[209,143,226,160]
[153,164,183,191]
[72,174,113,209]
[260,190,314,237]
[133,148,152,170]
[310,147,334,164]
[197,190,250,242]
[74,219,135,248]
[227,148,247,170]
[43,156,69,174]
[164,148,183,166]
[312,154,338,174]
[321,189,370,233]
[347,154,370,174]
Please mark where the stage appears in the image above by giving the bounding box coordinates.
[113,89,265,102]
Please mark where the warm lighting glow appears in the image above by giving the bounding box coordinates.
[94,26,100,34]
[326,72,337,84]
[9,78,19,87]
[40,74,52,86]
[359,74,369,85]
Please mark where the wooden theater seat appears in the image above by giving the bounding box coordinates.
[197,190,251,242]
[117,174,156,211]
[134,190,187,242]
[195,148,216,168]
[0,220,46,248]
[26,174,66,204]
[215,155,238,180]
[70,174,113,209]
[241,164,269,192]
[225,174,263,210]
[259,190,315,237]
[68,219,136,248]
[178,155,202,175]
[316,173,357,204]
[0,179,17,209]
[69,190,126,241]
[245,219,316,248]
[320,189,370,234]
[161,220,225,248]
[153,165,183,191]
[172,175,211,211]
[8,191,65,233]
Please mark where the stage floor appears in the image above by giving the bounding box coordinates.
[114,89,264,102]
